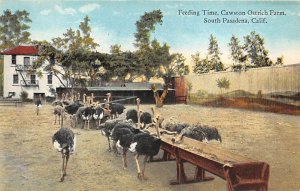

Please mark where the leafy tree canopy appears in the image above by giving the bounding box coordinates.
[0,9,32,51]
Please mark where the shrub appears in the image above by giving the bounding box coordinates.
[20,91,28,101]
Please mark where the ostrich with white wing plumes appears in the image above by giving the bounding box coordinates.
[128,115,161,180]
[52,127,76,182]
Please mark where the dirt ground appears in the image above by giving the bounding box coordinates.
[1,103,300,191]
[201,97,300,116]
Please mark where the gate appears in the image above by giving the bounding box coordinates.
[173,76,187,104]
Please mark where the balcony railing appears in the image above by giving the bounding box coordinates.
[15,65,33,71]
[20,80,39,87]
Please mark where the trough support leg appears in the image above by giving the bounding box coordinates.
[170,157,187,185]
[194,166,214,182]
[170,152,214,185]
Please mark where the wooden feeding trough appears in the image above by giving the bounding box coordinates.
[150,131,270,191]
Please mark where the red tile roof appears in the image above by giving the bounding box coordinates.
[1,46,38,55]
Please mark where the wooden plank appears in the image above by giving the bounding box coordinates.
[156,131,253,166]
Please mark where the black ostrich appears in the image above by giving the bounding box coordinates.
[172,124,222,143]
[52,127,76,182]
[126,109,153,129]
[93,106,104,127]
[81,107,95,129]
[128,133,161,180]
[111,122,144,169]
[65,102,84,116]
[99,119,123,151]
[110,103,126,119]
[126,109,138,123]
[110,121,138,155]
[140,111,152,129]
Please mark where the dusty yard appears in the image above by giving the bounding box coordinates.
[0,103,300,191]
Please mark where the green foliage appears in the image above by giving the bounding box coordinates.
[33,16,100,88]
[134,10,168,81]
[134,9,163,49]
[0,9,32,51]
[187,81,192,92]
[275,56,284,65]
[228,35,247,70]
[216,77,230,94]
[208,35,224,72]
[106,46,140,82]
[192,52,211,74]
[20,90,28,101]
[243,31,273,67]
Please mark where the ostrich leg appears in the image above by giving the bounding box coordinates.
[58,115,61,125]
[54,115,57,125]
[64,154,69,176]
[60,154,65,182]
[122,149,128,169]
[142,155,149,180]
[134,154,142,179]
[107,137,111,151]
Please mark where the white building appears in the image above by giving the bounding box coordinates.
[1,46,65,99]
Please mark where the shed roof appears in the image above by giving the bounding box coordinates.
[1,46,38,55]
[87,82,174,91]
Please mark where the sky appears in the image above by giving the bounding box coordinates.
[1,0,300,67]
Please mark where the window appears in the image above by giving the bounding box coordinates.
[47,74,53,84]
[12,55,16,65]
[13,74,18,84]
[30,75,36,84]
[24,57,30,65]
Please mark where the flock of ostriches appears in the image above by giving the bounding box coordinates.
[51,93,222,182]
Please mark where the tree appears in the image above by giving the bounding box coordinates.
[228,35,248,71]
[275,56,284,65]
[208,34,224,72]
[134,10,163,50]
[0,9,32,51]
[151,84,169,108]
[134,10,164,81]
[243,31,273,67]
[33,16,100,88]
[216,77,230,96]
[192,52,211,74]
[107,45,140,83]
[158,53,189,84]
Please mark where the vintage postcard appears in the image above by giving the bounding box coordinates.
[0,1,299,191]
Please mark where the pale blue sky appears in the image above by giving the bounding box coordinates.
[1,0,300,66]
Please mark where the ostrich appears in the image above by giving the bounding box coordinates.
[52,127,76,182]
[113,124,143,169]
[140,111,152,129]
[110,120,138,155]
[126,109,138,123]
[73,106,86,128]
[93,105,104,127]
[126,109,152,129]
[81,106,95,129]
[128,115,161,180]
[54,105,65,126]
[35,95,42,115]
[109,103,126,119]
[99,119,124,151]
[171,124,222,143]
